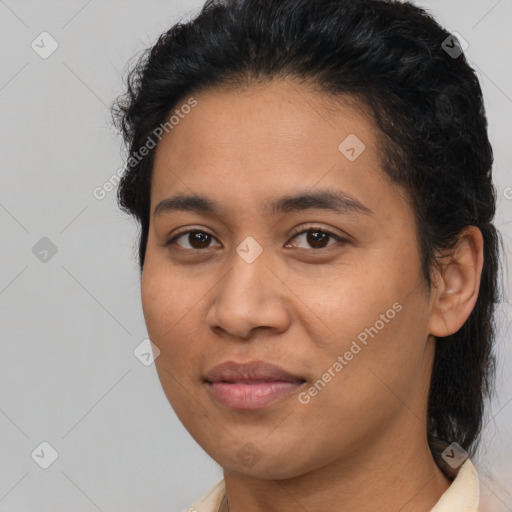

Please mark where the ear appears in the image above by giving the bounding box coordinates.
[428,226,484,338]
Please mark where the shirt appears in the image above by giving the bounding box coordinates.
[185,458,479,512]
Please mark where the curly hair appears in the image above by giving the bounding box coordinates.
[111,0,502,465]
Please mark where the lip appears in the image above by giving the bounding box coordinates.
[204,360,306,410]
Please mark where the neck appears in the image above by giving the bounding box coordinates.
[221,424,451,512]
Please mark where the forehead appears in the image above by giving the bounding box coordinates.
[149,79,403,219]
[157,79,377,153]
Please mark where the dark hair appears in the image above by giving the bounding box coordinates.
[112,0,502,464]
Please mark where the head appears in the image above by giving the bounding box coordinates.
[112,0,501,477]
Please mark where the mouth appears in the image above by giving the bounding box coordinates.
[204,360,307,410]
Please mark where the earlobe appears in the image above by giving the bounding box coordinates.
[428,226,484,338]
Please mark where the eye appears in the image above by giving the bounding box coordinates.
[285,226,347,250]
[165,226,348,252]
[166,230,221,250]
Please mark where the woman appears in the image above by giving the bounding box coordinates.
[112,0,503,510]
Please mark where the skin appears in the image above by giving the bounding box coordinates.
[141,79,484,512]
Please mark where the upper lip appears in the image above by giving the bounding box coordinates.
[204,360,305,383]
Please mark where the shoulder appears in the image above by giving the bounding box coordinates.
[184,479,226,512]
[430,458,480,512]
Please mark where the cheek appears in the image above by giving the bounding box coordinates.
[140,259,215,392]
[141,267,204,410]
[141,301,215,453]
[299,248,429,396]
[140,271,169,339]
[309,285,430,414]
[290,260,400,352]
[141,244,188,317]
[140,264,196,353]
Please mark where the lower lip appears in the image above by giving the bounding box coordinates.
[206,380,305,410]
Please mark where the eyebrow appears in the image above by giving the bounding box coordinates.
[153,189,374,217]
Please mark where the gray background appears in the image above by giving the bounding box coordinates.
[0,1,510,511]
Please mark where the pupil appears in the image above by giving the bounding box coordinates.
[307,230,328,248]
[191,232,210,248]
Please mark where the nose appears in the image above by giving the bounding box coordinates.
[206,247,291,340]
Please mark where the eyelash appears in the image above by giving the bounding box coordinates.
[165,225,348,251]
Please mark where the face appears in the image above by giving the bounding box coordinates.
[141,79,437,479]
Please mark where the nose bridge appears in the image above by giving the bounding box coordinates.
[207,239,290,338]
[218,232,267,288]
[222,239,270,307]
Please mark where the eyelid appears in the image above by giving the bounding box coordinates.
[285,224,349,248]
[288,223,348,240]
[165,227,220,247]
